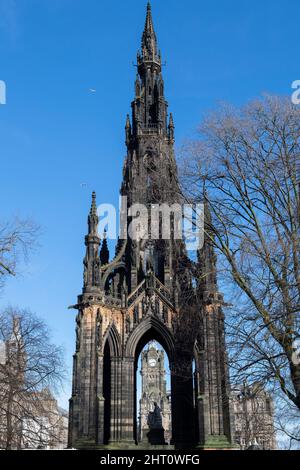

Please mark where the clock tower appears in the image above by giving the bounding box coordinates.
[139,343,172,443]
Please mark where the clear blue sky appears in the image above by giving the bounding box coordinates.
[0,0,298,409]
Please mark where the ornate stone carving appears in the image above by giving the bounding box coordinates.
[96,309,103,351]
[125,315,131,335]
[75,317,81,352]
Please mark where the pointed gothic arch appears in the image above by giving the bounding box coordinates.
[125,316,175,363]
[123,316,176,445]
[102,322,121,357]
[101,323,122,445]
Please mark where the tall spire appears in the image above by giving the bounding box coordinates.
[88,192,99,236]
[84,192,101,291]
[131,3,170,136]
[90,191,97,216]
[197,197,218,294]
[140,2,160,65]
[168,112,175,143]
[125,114,132,146]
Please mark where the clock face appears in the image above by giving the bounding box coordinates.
[148,358,157,367]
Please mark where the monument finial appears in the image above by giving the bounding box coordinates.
[141,0,158,61]
[87,191,99,236]
[90,191,97,216]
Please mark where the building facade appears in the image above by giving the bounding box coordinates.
[138,344,172,444]
[20,390,68,450]
[68,3,234,449]
[231,384,277,450]
[0,320,68,450]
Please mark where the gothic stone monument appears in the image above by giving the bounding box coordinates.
[68,3,234,450]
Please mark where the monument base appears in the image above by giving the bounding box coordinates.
[146,428,167,446]
[196,435,239,450]
[139,443,174,450]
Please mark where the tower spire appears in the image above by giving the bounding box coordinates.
[131,3,171,136]
[197,196,218,294]
[125,114,131,146]
[88,191,99,236]
[90,191,97,215]
[168,113,175,143]
[84,192,101,291]
[140,2,160,64]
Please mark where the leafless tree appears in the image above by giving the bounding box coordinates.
[0,218,39,291]
[0,307,65,449]
[179,95,300,431]
[275,395,300,449]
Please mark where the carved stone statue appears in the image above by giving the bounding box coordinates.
[147,402,163,430]
[83,259,88,286]
[146,402,166,445]
[125,315,131,335]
